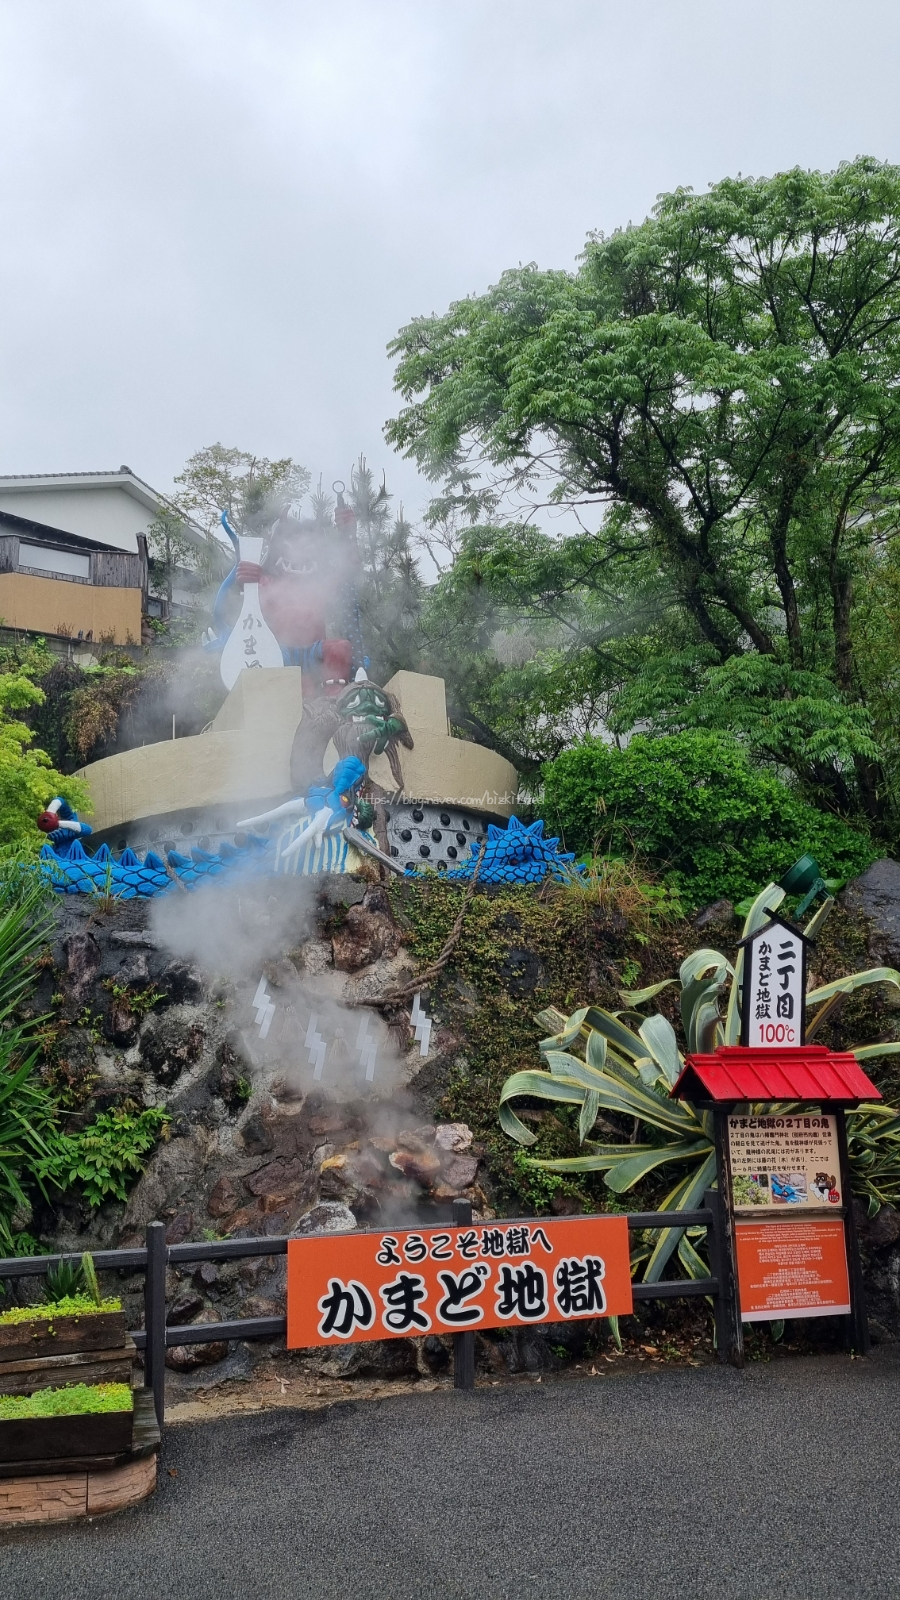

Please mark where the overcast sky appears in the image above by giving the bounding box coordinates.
[2,0,899,528]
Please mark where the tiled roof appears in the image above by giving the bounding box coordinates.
[671,1045,881,1105]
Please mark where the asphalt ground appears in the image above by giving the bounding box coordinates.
[3,1349,900,1600]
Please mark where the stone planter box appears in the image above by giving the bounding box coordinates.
[0,1311,127,1365]
[0,1407,133,1465]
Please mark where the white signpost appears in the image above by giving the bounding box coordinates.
[740,916,807,1048]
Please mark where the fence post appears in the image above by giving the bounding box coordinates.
[702,1186,733,1365]
[451,1198,476,1390]
[144,1221,168,1428]
[835,1107,870,1355]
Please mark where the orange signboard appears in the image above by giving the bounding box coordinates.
[287,1216,633,1347]
[735,1218,850,1321]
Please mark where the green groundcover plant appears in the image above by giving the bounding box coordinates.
[0,1295,121,1326]
[541,731,876,911]
[0,1382,132,1420]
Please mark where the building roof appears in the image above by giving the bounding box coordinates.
[0,469,207,548]
[0,508,113,554]
[671,1045,882,1105]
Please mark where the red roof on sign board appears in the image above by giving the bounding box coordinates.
[671,1045,882,1105]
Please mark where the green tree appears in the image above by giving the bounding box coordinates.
[146,506,226,608]
[347,456,423,680]
[173,444,310,535]
[0,673,87,850]
[387,158,900,832]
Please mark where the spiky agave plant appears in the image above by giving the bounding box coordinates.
[499,881,900,1283]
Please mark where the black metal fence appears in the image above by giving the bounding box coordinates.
[0,1189,735,1429]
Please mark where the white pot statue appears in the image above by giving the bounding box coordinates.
[219,536,284,690]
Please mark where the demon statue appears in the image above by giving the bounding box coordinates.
[205,484,364,698]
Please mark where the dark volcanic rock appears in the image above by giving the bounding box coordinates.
[207,1175,242,1218]
[140,1007,206,1084]
[245,1158,308,1205]
[239,1110,277,1156]
[157,958,205,1004]
[421,1335,450,1372]
[843,859,900,966]
[332,898,402,972]
[862,1203,900,1250]
[165,1307,229,1369]
[62,930,101,1003]
[293,1201,357,1235]
[168,1293,204,1324]
[165,1211,195,1245]
[500,948,546,996]
[304,1338,418,1379]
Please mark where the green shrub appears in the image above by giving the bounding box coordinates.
[36,1107,171,1207]
[541,731,877,911]
[0,1382,131,1419]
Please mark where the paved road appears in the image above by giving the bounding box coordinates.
[3,1350,900,1600]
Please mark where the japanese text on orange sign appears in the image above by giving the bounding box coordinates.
[286,1217,633,1347]
[735,1219,850,1321]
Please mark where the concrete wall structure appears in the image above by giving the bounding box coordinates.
[78,667,518,834]
[77,668,306,833]
[0,571,142,644]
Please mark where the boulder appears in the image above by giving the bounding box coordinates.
[332,900,402,972]
[389,1147,442,1186]
[207,1175,242,1218]
[239,1108,277,1155]
[165,1308,229,1370]
[292,1201,357,1236]
[438,1154,479,1192]
[421,1335,450,1372]
[303,1338,418,1379]
[168,1293,204,1324]
[105,994,138,1045]
[245,1157,309,1211]
[843,859,900,966]
[320,1148,389,1209]
[434,1123,473,1153]
[863,1203,900,1250]
[139,1007,207,1085]
[164,1211,195,1245]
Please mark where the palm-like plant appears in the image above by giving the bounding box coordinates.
[0,877,59,1252]
[499,881,900,1282]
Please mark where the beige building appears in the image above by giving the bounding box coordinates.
[0,468,206,648]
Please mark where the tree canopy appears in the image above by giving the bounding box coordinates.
[387,158,900,834]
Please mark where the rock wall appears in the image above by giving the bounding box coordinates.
[15,860,900,1386]
[22,875,494,1385]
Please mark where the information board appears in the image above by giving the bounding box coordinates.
[735,1219,850,1320]
[728,1112,842,1212]
[286,1216,633,1347]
